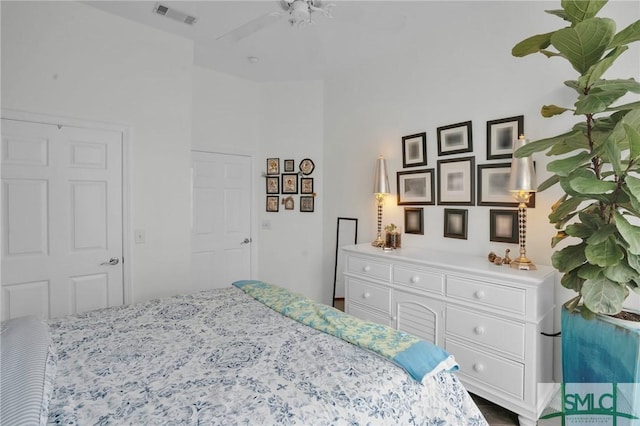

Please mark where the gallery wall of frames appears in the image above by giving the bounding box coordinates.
[265,157,317,213]
[397,115,533,243]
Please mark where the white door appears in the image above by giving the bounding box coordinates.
[191,151,252,291]
[1,118,124,320]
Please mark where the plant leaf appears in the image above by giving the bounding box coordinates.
[552,231,568,248]
[585,237,624,267]
[614,211,640,255]
[626,175,640,202]
[541,104,571,117]
[551,17,615,74]
[514,130,580,158]
[577,263,602,279]
[625,124,640,162]
[549,195,583,224]
[512,32,555,57]
[627,253,640,273]
[561,270,584,293]
[582,275,628,314]
[552,243,587,272]
[561,0,608,24]
[538,174,560,192]
[566,223,595,238]
[587,224,617,245]
[547,151,593,177]
[609,19,640,48]
[578,46,629,89]
[569,175,617,194]
[607,100,640,112]
[574,88,627,115]
[604,260,638,283]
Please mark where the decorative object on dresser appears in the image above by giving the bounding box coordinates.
[372,155,391,247]
[508,135,537,270]
[513,1,640,419]
[437,120,473,156]
[342,243,556,426]
[384,223,402,248]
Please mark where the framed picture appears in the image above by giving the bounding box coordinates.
[301,177,314,194]
[300,196,314,212]
[284,159,295,172]
[266,196,279,212]
[437,156,475,205]
[486,115,524,159]
[477,163,536,207]
[299,158,315,175]
[267,158,280,175]
[404,208,424,235]
[281,173,298,194]
[402,132,428,168]
[437,121,473,156]
[266,176,279,194]
[490,209,519,243]
[397,169,435,205]
[283,196,295,210]
[444,208,468,239]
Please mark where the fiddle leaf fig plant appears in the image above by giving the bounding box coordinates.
[512,0,640,319]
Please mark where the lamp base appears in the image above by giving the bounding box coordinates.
[371,237,385,248]
[510,257,536,271]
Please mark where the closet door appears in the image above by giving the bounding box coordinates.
[1,118,124,319]
[191,151,252,290]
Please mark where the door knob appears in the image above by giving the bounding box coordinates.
[241,238,252,245]
[100,257,120,266]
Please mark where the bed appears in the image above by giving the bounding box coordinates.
[1,281,488,425]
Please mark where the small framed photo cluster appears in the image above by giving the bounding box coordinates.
[265,157,316,213]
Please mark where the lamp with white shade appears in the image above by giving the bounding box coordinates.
[509,135,537,270]
[372,156,390,247]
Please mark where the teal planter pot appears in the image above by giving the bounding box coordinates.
[561,306,640,423]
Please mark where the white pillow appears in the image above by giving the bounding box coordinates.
[1,316,57,426]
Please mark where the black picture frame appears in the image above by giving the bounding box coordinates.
[284,159,295,172]
[299,158,315,175]
[300,196,314,212]
[281,173,298,194]
[437,121,473,156]
[437,156,475,206]
[444,208,468,239]
[477,163,536,207]
[283,196,294,210]
[267,158,280,175]
[300,177,314,194]
[397,169,435,205]
[266,176,279,194]
[490,209,519,243]
[266,195,279,212]
[404,208,424,235]
[486,115,524,160]
[402,132,428,168]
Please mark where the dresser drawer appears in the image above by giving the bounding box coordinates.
[346,278,390,313]
[446,276,525,315]
[347,256,391,281]
[393,266,444,294]
[446,306,525,359]
[446,338,524,399]
[347,303,391,327]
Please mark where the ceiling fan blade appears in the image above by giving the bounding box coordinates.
[216,11,286,43]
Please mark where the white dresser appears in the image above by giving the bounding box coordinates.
[342,244,557,426]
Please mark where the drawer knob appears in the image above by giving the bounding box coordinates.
[410,276,420,284]
[473,363,485,373]
[363,292,371,299]
[363,265,371,272]
[474,290,486,299]
[473,326,485,335]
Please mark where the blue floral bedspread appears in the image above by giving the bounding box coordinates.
[48,287,487,425]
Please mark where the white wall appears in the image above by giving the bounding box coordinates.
[1,1,194,303]
[322,1,640,309]
[257,81,325,302]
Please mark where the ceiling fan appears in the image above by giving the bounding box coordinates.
[216,0,336,42]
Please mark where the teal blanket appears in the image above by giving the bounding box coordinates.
[233,280,458,383]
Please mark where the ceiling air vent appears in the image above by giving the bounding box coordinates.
[153,3,198,26]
